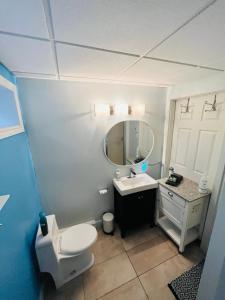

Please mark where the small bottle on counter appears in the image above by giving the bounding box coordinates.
[198,174,208,193]
[168,166,174,178]
[39,212,48,236]
[115,169,121,180]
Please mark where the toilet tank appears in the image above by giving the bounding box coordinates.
[35,215,60,272]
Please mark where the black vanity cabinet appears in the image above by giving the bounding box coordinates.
[114,187,156,238]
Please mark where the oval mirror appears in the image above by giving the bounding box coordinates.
[104,120,154,166]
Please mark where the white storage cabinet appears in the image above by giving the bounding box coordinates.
[156,178,210,253]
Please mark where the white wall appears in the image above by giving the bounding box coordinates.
[197,171,225,300]
[168,72,225,99]
[165,73,225,251]
[18,79,166,228]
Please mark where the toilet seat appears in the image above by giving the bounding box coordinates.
[60,223,97,255]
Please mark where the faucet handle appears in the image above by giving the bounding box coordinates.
[130,167,136,176]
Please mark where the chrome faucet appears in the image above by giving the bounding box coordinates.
[129,167,136,178]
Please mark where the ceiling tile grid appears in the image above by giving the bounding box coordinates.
[0,0,49,38]
[56,42,137,78]
[50,0,211,54]
[119,58,219,85]
[0,0,224,85]
[149,0,225,68]
[0,34,56,75]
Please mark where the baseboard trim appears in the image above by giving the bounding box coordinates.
[60,218,103,232]
[39,282,44,300]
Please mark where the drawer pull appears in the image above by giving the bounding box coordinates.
[138,195,144,200]
[168,192,173,197]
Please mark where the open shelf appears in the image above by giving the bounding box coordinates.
[158,216,181,245]
[157,216,199,247]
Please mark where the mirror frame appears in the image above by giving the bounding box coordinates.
[103,119,155,167]
[0,75,24,140]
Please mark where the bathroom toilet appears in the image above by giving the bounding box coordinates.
[35,214,97,288]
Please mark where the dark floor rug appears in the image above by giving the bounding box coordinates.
[168,260,204,300]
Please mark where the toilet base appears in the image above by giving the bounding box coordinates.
[54,252,94,289]
[35,215,98,290]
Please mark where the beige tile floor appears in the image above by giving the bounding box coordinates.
[45,226,204,300]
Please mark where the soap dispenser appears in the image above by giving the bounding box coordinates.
[115,169,121,180]
[39,212,48,236]
[198,174,208,193]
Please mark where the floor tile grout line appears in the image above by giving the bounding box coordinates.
[97,226,165,253]
[85,250,202,300]
[93,250,124,266]
[83,252,198,300]
[126,236,173,257]
[122,228,164,253]
[137,253,179,278]
[80,275,86,300]
[46,228,202,299]
[137,276,151,300]
[92,229,162,268]
[94,277,138,300]
[93,228,175,271]
[83,227,179,299]
[84,248,139,299]
[125,250,150,300]
[91,250,124,267]
[92,231,126,267]
[83,251,137,299]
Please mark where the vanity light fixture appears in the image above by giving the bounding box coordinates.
[94,103,145,116]
[130,104,145,116]
[94,103,111,116]
[114,103,128,116]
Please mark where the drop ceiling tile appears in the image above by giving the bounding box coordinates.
[50,0,210,54]
[56,43,137,78]
[170,67,221,84]
[120,58,220,85]
[205,57,225,70]
[0,34,56,75]
[150,0,225,68]
[0,0,48,38]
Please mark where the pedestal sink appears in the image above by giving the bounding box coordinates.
[113,173,158,196]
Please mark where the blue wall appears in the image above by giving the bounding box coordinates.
[0,65,42,300]
[0,64,15,84]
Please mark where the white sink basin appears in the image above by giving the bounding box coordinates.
[113,173,158,196]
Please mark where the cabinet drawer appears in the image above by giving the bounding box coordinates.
[159,185,185,208]
[159,194,184,228]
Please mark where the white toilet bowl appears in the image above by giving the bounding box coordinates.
[35,214,97,288]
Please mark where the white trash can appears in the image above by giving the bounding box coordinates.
[102,212,114,234]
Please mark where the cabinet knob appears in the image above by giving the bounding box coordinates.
[168,192,173,197]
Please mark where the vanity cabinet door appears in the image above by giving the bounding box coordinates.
[114,188,156,237]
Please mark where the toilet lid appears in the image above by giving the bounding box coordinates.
[60,223,97,255]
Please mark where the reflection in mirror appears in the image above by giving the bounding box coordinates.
[0,76,24,140]
[105,120,154,166]
[0,86,20,128]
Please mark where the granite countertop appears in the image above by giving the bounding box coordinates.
[158,177,211,202]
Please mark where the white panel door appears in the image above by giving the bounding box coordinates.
[170,92,225,187]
